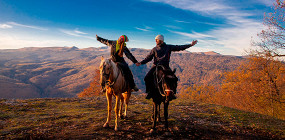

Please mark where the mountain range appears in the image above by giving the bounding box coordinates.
[0,46,246,98]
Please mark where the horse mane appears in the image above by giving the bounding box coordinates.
[100,58,119,79]
[108,59,119,77]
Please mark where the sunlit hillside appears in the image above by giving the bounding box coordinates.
[0,47,246,98]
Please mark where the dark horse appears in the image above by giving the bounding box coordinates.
[150,65,178,134]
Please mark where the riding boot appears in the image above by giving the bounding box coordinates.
[144,66,156,99]
[128,77,138,92]
[145,81,153,99]
[133,85,139,92]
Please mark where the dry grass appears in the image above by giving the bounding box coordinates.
[0,95,284,139]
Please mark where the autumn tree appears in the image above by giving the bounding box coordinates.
[221,0,285,119]
[253,0,285,57]
[179,0,285,119]
[179,84,217,103]
[77,69,102,97]
[220,55,285,119]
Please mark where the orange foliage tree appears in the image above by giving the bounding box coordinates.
[77,69,102,97]
[179,0,285,119]
[179,84,217,103]
[220,55,285,119]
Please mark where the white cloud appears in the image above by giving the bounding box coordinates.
[7,22,48,31]
[0,24,13,29]
[171,20,263,55]
[60,29,82,37]
[146,0,231,14]
[0,31,101,49]
[74,28,88,35]
[59,28,96,40]
[135,27,149,31]
[135,26,152,32]
[169,30,214,39]
[175,20,191,24]
[257,0,274,6]
[146,0,266,55]
[0,34,69,49]
[164,25,181,30]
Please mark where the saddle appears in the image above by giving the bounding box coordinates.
[114,62,131,88]
[115,62,126,79]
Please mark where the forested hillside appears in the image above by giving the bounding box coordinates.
[0,47,246,98]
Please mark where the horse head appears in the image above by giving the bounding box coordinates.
[99,56,113,88]
[156,66,178,102]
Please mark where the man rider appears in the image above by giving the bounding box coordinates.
[96,35,139,92]
[136,35,197,99]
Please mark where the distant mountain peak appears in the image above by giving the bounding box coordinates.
[71,46,79,50]
[192,51,221,55]
[204,51,221,55]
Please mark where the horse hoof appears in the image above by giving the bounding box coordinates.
[114,127,120,131]
[103,123,109,128]
[164,131,172,136]
[150,129,156,134]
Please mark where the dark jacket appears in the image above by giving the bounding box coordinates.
[140,42,193,67]
[97,36,138,64]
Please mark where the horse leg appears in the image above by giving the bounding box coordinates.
[150,102,158,134]
[123,91,131,118]
[157,104,161,122]
[119,95,124,119]
[103,92,112,128]
[151,103,157,121]
[164,101,169,131]
[114,94,121,131]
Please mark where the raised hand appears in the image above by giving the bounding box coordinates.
[191,40,198,46]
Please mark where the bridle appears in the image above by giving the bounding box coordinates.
[101,60,120,90]
[155,65,174,97]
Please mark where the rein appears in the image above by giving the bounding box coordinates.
[103,61,120,89]
[155,65,166,97]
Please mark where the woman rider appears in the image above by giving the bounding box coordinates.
[96,35,139,92]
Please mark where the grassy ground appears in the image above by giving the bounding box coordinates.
[0,94,284,139]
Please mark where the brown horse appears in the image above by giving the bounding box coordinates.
[150,65,178,134]
[99,57,132,131]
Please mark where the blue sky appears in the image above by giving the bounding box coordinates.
[0,0,275,56]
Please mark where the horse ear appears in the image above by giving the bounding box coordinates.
[101,56,104,60]
[173,68,176,74]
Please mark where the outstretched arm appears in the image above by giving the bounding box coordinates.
[170,40,198,51]
[140,49,154,65]
[124,47,138,64]
[96,35,112,46]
